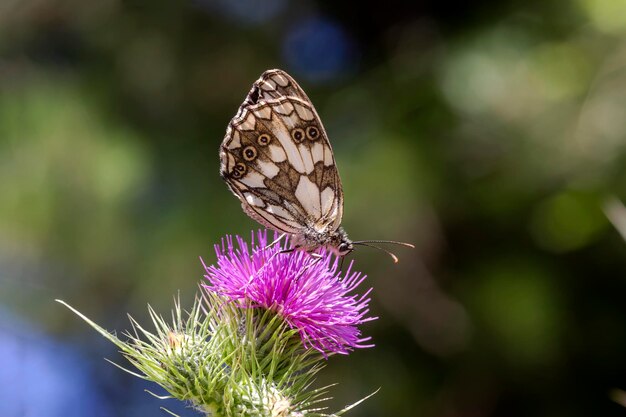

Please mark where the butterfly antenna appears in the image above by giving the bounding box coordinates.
[353,239,415,249]
[354,242,400,263]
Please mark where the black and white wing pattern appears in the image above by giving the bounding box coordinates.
[220,69,344,245]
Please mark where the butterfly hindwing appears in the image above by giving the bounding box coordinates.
[220,70,344,236]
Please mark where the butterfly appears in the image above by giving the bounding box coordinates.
[220,69,413,261]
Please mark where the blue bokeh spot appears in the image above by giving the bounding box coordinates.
[283,17,358,83]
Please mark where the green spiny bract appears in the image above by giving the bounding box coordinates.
[58,291,348,417]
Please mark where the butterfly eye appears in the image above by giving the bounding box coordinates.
[306,126,319,140]
[291,128,305,143]
[243,146,258,161]
[257,134,271,146]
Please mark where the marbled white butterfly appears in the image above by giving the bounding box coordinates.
[220,69,413,260]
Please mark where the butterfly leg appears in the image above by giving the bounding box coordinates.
[277,248,321,259]
[241,238,288,292]
[265,233,287,251]
[242,233,288,283]
[289,252,324,282]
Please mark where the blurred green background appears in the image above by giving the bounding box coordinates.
[3,0,626,416]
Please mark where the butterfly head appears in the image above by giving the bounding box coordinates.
[330,227,354,257]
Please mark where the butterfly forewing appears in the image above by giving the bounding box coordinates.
[220,69,344,239]
[242,69,312,106]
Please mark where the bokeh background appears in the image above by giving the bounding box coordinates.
[3,0,626,416]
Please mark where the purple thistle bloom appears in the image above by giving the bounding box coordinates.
[202,230,375,355]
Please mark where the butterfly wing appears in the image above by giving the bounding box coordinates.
[220,70,344,236]
[240,69,312,107]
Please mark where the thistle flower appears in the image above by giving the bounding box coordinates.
[57,230,379,416]
[202,230,376,355]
